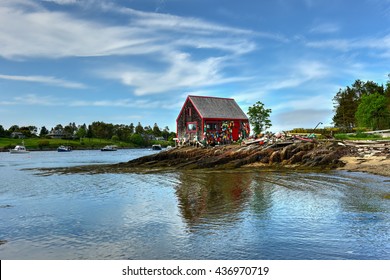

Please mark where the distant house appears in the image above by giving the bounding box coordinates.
[10,132,25,139]
[176,95,250,144]
[47,129,70,139]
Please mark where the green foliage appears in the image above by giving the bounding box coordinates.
[355,93,390,130]
[38,140,50,150]
[129,133,145,146]
[247,101,272,136]
[334,132,382,140]
[333,79,390,131]
[39,126,49,137]
[0,125,6,137]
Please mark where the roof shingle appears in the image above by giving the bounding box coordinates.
[189,95,248,120]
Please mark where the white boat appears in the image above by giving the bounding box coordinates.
[57,145,71,152]
[9,143,29,154]
[101,145,117,151]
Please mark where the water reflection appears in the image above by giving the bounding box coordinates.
[175,171,273,229]
[1,150,390,259]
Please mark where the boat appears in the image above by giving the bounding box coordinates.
[57,145,71,152]
[9,142,29,154]
[101,145,117,151]
[152,144,162,150]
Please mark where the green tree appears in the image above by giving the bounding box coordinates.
[247,101,272,136]
[8,125,20,133]
[76,124,87,139]
[332,86,359,131]
[355,93,390,130]
[152,123,162,137]
[135,122,144,134]
[333,79,389,131]
[161,126,170,140]
[0,125,5,137]
[39,126,49,137]
[129,133,145,146]
[129,123,135,135]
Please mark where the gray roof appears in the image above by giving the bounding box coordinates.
[189,96,248,120]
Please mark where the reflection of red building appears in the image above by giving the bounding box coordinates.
[176,95,250,144]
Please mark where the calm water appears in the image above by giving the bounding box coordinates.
[0,149,389,260]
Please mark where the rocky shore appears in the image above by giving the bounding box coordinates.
[36,139,390,176]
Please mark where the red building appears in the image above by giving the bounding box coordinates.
[176,95,250,144]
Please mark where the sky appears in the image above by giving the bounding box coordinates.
[1,0,390,133]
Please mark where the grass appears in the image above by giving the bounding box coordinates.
[0,137,170,151]
[334,132,389,140]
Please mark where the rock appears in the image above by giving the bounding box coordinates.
[269,151,281,163]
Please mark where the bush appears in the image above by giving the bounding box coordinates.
[38,140,50,150]
[334,134,349,140]
[129,133,145,146]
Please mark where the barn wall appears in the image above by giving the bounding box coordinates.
[176,100,202,141]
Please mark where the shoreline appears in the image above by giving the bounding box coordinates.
[337,155,390,177]
[32,141,390,177]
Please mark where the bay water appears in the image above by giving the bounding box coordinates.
[0,149,389,259]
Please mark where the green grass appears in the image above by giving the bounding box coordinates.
[0,137,132,151]
[0,137,174,151]
[334,132,388,140]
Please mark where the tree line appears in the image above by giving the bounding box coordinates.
[333,77,390,132]
[0,121,176,143]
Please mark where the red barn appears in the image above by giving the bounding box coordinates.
[176,95,250,145]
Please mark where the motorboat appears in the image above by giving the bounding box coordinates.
[9,143,29,154]
[152,144,162,150]
[57,145,71,152]
[101,145,117,151]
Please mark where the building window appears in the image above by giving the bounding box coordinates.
[187,122,197,133]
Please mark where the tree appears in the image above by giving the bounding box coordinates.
[129,133,145,146]
[152,123,162,137]
[39,126,49,137]
[332,86,359,131]
[129,123,135,135]
[76,124,87,139]
[8,125,20,132]
[0,125,5,137]
[333,79,390,131]
[135,122,144,134]
[247,101,272,136]
[355,93,390,130]
[161,126,170,140]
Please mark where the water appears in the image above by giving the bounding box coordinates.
[0,149,389,259]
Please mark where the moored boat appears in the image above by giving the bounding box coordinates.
[57,145,71,152]
[101,145,117,151]
[152,144,162,150]
[9,143,29,154]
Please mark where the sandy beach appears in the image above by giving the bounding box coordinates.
[338,155,390,177]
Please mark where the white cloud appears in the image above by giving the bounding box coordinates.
[6,94,61,106]
[306,34,390,55]
[0,74,87,89]
[309,23,340,34]
[0,0,274,95]
[0,0,265,59]
[42,0,78,4]
[100,51,252,95]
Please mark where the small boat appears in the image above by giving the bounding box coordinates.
[101,145,117,151]
[9,142,29,154]
[152,144,162,150]
[57,145,71,152]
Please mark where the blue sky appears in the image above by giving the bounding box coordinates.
[1,0,390,133]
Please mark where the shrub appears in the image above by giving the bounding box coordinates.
[38,140,50,150]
